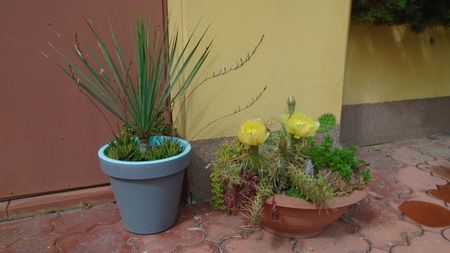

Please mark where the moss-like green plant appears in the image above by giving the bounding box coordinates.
[361,169,373,184]
[303,136,363,180]
[145,139,183,161]
[210,168,228,211]
[105,135,143,161]
[105,135,183,161]
[287,187,303,198]
[318,113,336,133]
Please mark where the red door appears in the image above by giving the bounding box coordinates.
[0,0,166,200]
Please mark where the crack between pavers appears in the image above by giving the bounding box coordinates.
[416,162,450,184]
[216,235,242,253]
[394,177,414,203]
[440,228,450,242]
[190,204,260,252]
[384,218,426,253]
[3,214,61,250]
[389,142,436,169]
[49,217,62,253]
[216,226,259,253]
[357,235,372,253]
[335,224,372,253]
[346,152,435,253]
[172,230,207,253]
[386,153,407,169]
[341,202,424,253]
[424,190,449,207]
[53,236,61,253]
[71,216,124,236]
[170,207,210,253]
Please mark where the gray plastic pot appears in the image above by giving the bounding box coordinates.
[98,136,191,234]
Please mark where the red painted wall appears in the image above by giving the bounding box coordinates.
[0,0,165,200]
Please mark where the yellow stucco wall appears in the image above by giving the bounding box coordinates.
[169,0,351,140]
[343,25,450,105]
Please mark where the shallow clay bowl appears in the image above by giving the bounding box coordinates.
[261,190,367,238]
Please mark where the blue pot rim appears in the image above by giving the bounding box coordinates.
[98,136,191,165]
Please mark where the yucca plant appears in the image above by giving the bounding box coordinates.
[49,16,211,151]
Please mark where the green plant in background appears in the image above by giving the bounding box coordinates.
[105,134,143,161]
[145,139,183,161]
[361,169,373,183]
[210,96,372,224]
[352,0,450,32]
[105,132,183,161]
[303,136,364,180]
[317,113,336,133]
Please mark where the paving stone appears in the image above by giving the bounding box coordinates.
[368,169,410,202]
[396,166,446,192]
[411,141,450,160]
[358,148,387,160]
[222,230,293,253]
[178,241,220,253]
[369,248,389,253]
[127,207,205,253]
[192,203,214,216]
[391,191,449,233]
[390,191,447,210]
[391,232,450,253]
[391,146,434,166]
[202,211,248,242]
[412,191,447,208]
[57,222,132,253]
[52,204,120,235]
[443,228,450,241]
[6,233,59,253]
[0,214,56,247]
[359,150,403,174]
[344,199,420,250]
[296,221,369,253]
[0,136,449,253]
[342,197,383,229]
[417,160,450,180]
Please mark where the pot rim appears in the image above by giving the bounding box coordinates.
[98,135,191,165]
[265,189,367,210]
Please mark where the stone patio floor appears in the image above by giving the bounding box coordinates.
[1,135,450,253]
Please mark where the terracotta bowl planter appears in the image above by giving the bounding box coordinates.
[261,190,367,238]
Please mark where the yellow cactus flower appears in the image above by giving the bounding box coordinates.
[237,119,269,146]
[283,111,320,139]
